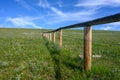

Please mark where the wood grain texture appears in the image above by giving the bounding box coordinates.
[84,26,92,71]
[59,29,62,47]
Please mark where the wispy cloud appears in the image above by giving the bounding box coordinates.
[38,0,65,16]
[46,9,97,25]
[50,7,65,16]
[38,0,50,8]
[98,22,120,30]
[6,16,42,29]
[15,0,33,10]
[38,0,63,8]
[37,0,98,26]
[108,22,120,26]
[102,26,112,30]
[75,0,120,8]
[36,0,120,30]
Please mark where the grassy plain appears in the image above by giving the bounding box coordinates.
[0,28,120,80]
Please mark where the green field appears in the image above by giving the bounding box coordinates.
[0,28,120,80]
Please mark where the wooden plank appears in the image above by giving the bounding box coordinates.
[59,29,62,47]
[84,26,92,71]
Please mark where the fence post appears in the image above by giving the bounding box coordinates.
[49,33,52,41]
[59,29,62,47]
[46,33,49,39]
[45,33,46,38]
[52,32,56,42]
[84,26,92,71]
[46,33,47,38]
[45,33,47,38]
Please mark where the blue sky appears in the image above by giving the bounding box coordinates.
[0,0,120,30]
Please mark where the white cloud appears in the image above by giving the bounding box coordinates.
[103,26,112,30]
[6,17,42,29]
[99,22,120,30]
[38,0,65,16]
[76,0,120,8]
[37,0,98,25]
[50,7,65,16]
[67,9,96,17]
[107,22,120,26]
[38,0,50,8]
[46,9,96,25]
[36,0,120,30]
[15,0,33,10]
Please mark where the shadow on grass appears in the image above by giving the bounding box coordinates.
[44,39,61,80]
[61,55,83,71]
[43,38,85,79]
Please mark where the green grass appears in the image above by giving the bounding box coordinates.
[0,28,120,80]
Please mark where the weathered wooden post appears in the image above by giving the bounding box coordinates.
[44,34,46,37]
[52,32,54,42]
[52,32,56,42]
[43,33,45,37]
[45,34,47,38]
[48,33,49,39]
[59,29,62,47]
[47,33,49,39]
[49,33,52,41]
[84,26,92,71]
[45,33,47,38]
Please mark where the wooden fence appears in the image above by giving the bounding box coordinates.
[42,13,120,71]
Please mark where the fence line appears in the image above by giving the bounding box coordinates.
[42,13,120,71]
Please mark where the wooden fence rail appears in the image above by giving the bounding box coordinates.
[42,13,120,71]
